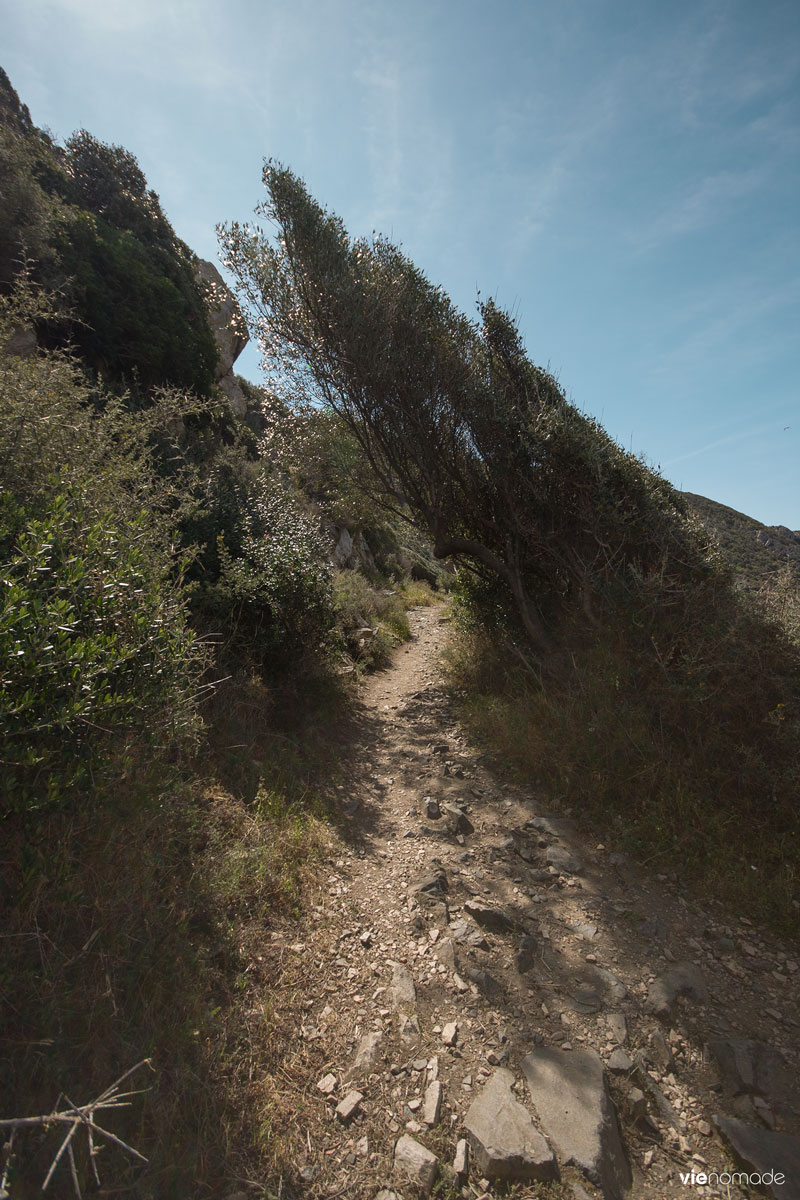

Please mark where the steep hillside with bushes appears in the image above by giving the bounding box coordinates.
[0,67,218,397]
[1,75,798,1199]
[0,70,442,1197]
[683,490,800,590]
[222,162,800,934]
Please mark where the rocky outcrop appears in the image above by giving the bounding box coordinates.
[329,524,377,573]
[194,258,249,417]
[756,526,800,566]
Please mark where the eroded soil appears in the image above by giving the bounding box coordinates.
[257,606,800,1200]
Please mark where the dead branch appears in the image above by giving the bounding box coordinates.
[0,1059,153,1198]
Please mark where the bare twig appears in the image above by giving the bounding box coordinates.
[41,1116,80,1189]
[0,1129,15,1195]
[66,1141,81,1199]
[0,1059,153,1195]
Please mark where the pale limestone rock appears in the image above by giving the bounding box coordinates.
[394,1134,439,1195]
[335,1090,362,1123]
[522,1047,631,1198]
[464,1068,556,1183]
[422,1080,443,1126]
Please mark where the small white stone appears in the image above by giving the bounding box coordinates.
[335,1090,363,1123]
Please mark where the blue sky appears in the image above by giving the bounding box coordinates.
[2,0,798,523]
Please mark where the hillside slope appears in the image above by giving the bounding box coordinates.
[683,491,800,589]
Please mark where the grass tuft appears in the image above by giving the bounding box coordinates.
[446,571,800,939]
[0,666,348,1197]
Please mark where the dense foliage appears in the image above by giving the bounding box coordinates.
[220,165,718,655]
[196,467,336,665]
[0,287,205,812]
[222,163,799,926]
[0,68,218,396]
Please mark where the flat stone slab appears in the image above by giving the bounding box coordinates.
[450,917,490,950]
[422,1080,443,1126]
[464,899,518,933]
[545,845,583,875]
[347,1031,383,1081]
[568,987,603,1015]
[607,1049,634,1074]
[335,1090,363,1123]
[453,1138,469,1178]
[394,1134,439,1195]
[464,1067,557,1183]
[708,1039,790,1101]
[606,1012,627,1045]
[391,962,416,1008]
[434,935,457,971]
[583,965,627,1004]
[714,1115,800,1200]
[644,961,707,1020]
[522,1047,631,1199]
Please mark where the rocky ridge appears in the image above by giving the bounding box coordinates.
[251,607,800,1200]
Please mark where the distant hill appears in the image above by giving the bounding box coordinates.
[682,492,800,590]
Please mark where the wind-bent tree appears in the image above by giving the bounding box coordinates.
[219,164,712,658]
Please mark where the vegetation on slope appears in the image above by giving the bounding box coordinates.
[0,67,218,397]
[0,73,442,1195]
[1,80,798,1195]
[222,162,800,934]
[683,490,800,591]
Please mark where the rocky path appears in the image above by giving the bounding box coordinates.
[265,606,800,1200]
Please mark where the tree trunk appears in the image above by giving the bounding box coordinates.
[432,532,554,657]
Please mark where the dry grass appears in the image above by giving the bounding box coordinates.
[446,573,800,940]
[0,664,354,1198]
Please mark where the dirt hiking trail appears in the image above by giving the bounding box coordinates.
[259,606,800,1200]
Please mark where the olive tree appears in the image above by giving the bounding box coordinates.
[219,164,710,659]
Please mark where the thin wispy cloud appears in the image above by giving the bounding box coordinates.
[649,272,800,380]
[663,419,791,468]
[2,0,795,522]
[632,168,764,252]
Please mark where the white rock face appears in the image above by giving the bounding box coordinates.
[330,525,377,572]
[194,258,249,417]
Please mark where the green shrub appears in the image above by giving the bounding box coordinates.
[0,286,205,813]
[332,569,410,668]
[195,470,335,666]
[0,70,218,398]
[0,490,201,811]
[448,562,800,935]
